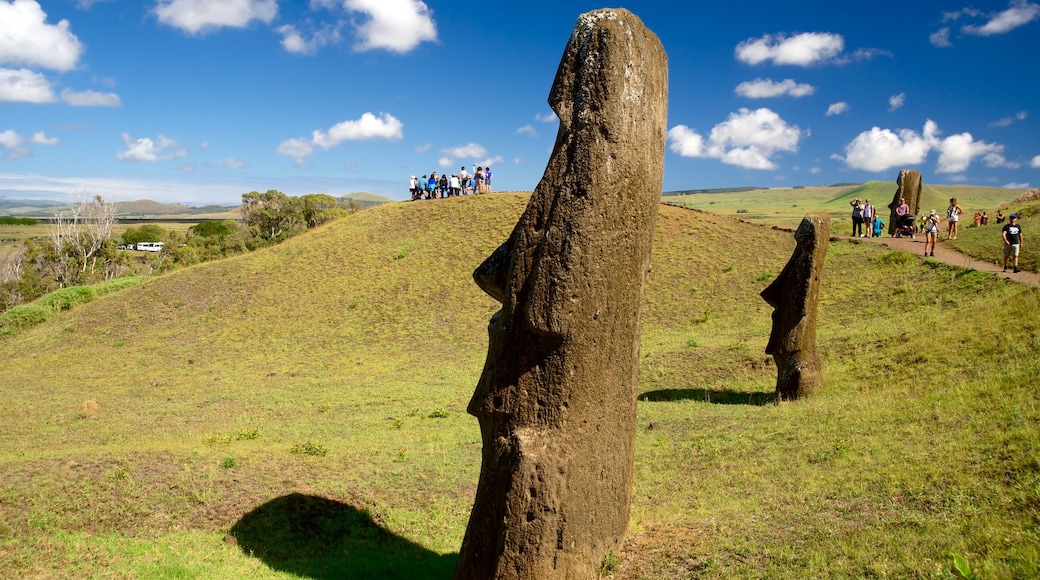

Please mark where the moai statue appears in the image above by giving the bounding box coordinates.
[886,169,923,236]
[761,213,830,401]
[453,8,667,579]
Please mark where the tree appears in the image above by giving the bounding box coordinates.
[48,190,117,286]
[122,224,166,245]
[241,190,305,242]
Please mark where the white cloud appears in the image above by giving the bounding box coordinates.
[989,111,1028,127]
[1032,154,1040,168]
[343,0,437,53]
[1004,182,1031,189]
[516,125,537,137]
[888,93,906,111]
[842,120,939,172]
[0,0,83,71]
[826,102,849,116]
[61,88,122,107]
[277,112,403,162]
[962,0,1040,35]
[536,112,558,123]
[116,133,187,162]
[735,32,845,66]
[0,128,58,160]
[312,112,403,148]
[153,0,278,34]
[668,108,801,170]
[735,78,815,98]
[936,132,1009,173]
[0,67,55,103]
[443,143,487,159]
[277,23,341,55]
[841,120,1016,174]
[31,131,58,145]
[930,27,952,47]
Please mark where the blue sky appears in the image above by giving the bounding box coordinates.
[1,0,1038,206]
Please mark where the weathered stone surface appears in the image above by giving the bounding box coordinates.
[453,8,667,579]
[887,169,923,236]
[761,213,830,401]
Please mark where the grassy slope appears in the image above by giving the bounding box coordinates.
[0,194,1037,578]
[669,181,1024,231]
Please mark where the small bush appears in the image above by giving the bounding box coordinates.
[41,286,97,311]
[95,276,148,296]
[235,428,259,441]
[219,456,237,469]
[0,304,54,332]
[428,408,450,419]
[392,250,407,260]
[289,441,328,457]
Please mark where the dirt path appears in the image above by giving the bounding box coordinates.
[845,234,1039,287]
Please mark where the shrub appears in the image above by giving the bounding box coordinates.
[41,286,97,311]
[289,441,328,457]
[0,304,54,333]
[95,276,148,296]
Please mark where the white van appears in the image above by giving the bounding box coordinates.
[136,242,164,252]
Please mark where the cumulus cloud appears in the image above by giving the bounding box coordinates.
[735,32,845,66]
[1004,182,1031,189]
[536,112,558,123]
[343,0,437,53]
[826,102,849,116]
[989,111,1028,127]
[0,67,55,103]
[277,23,342,55]
[962,0,1040,35]
[888,93,906,111]
[936,133,1012,173]
[438,143,490,167]
[277,112,403,163]
[61,88,122,107]
[735,78,815,98]
[842,120,939,172]
[516,125,537,137]
[0,128,59,160]
[841,119,1016,174]
[668,108,801,170]
[116,133,187,162]
[153,0,278,34]
[0,0,83,71]
[930,27,952,47]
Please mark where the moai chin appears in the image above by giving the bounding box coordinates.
[887,169,923,236]
[761,213,830,401]
[453,8,668,579]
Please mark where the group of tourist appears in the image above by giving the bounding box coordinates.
[849,196,1025,273]
[409,166,494,200]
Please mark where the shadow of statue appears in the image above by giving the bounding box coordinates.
[228,493,456,579]
[639,388,776,406]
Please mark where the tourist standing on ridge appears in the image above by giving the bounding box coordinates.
[946,198,963,240]
[485,166,493,193]
[1002,214,1023,273]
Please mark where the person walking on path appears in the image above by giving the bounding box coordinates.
[923,210,940,256]
[1003,214,1024,273]
[946,198,963,240]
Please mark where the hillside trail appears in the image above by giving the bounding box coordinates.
[844,233,1038,287]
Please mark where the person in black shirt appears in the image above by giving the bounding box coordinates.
[1002,214,1023,273]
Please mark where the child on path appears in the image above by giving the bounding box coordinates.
[923,210,940,256]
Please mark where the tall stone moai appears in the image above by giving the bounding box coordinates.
[886,169,923,236]
[453,8,668,579]
[761,213,830,401]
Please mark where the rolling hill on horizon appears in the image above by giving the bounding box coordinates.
[0,193,1037,577]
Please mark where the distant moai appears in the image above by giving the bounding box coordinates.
[887,169,923,236]
[761,213,830,401]
[453,8,668,579]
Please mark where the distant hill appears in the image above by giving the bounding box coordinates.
[0,198,66,215]
[663,186,763,196]
[340,192,394,208]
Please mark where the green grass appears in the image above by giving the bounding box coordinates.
[0,194,1037,578]
[952,199,1039,273]
[668,181,1024,230]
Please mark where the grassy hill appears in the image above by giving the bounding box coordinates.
[0,194,1037,578]
[668,181,1025,230]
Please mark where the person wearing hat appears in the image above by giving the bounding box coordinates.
[1002,214,1023,273]
[923,209,940,256]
